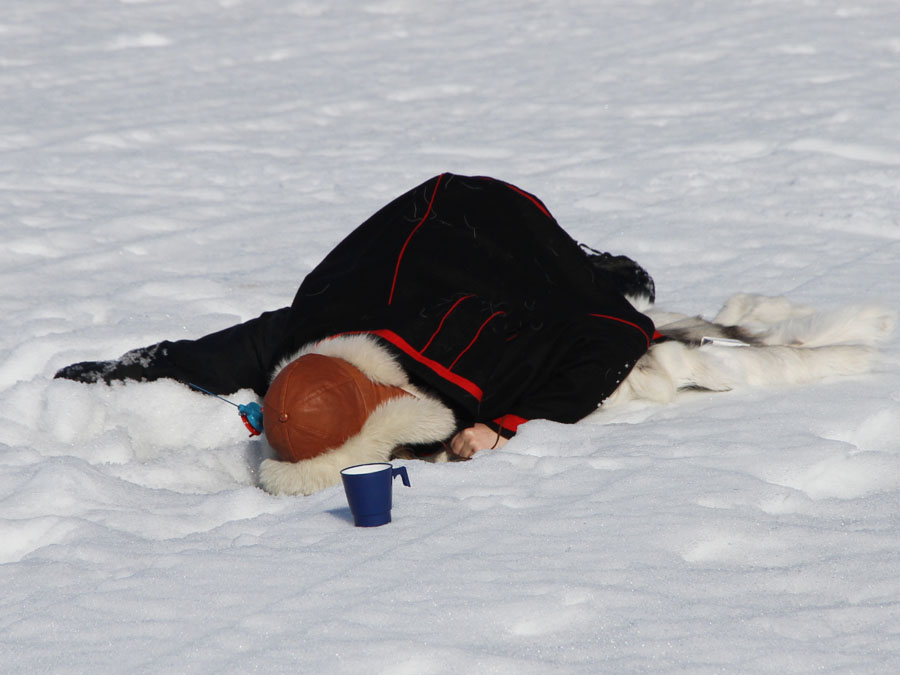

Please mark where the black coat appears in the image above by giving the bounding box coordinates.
[59,174,655,437]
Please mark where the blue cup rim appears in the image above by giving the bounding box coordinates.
[341,462,392,476]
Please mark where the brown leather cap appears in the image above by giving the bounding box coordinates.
[263,353,412,463]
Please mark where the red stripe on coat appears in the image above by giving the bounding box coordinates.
[388,173,444,305]
[420,294,475,354]
[368,329,485,401]
[449,311,505,369]
[588,313,652,348]
[502,184,552,218]
[478,176,553,218]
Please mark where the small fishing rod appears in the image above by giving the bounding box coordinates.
[189,383,263,436]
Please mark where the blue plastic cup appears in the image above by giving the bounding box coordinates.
[340,463,411,527]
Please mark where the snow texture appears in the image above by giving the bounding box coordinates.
[2,0,900,672]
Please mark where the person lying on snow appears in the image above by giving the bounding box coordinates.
[56,173,657,496]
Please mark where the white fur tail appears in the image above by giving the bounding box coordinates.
[606,341,878,408]
[606,295,894,409]
[755,303,896,348]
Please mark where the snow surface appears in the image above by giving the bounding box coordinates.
[3,0,900,672]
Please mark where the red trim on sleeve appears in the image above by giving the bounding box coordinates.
[389,173,444,305]
[494,414,528,434]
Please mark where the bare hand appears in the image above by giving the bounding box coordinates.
[449,423,507,459]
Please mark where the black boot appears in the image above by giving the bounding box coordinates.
[54,344,162,385]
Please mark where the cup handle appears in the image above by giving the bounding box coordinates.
[392,466,411,487]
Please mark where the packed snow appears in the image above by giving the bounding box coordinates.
[2,0,900,672]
